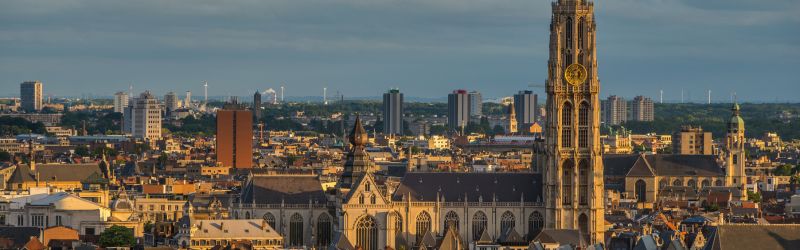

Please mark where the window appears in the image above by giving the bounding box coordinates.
[635,179,647,202]
[370,194,376,204]
[31,214,45,227]
[687,180,697,189]
[85,228,95,235]
[416,211,431,243]
[579,214,589,242]
[579,161,589,205]
[715,180,723,186]
[528,212,544,240]
[472,211,487,241]
[365,183,371,191]
[659,179,668,189]
[317,213,332,248]
[289,213,304,247]
[702,179,710,188]
[578,103,589,148]
[444,211,459,232]
[673,179,682,187]
[17,215,23,226]
[55,216,62,226]
[561,103,573,148]
[578,18,585,47]
[500,211,515,236]
[565,17,573,49]
[356,216,378,250]
[359,195,364,205]
[562,160,573,205]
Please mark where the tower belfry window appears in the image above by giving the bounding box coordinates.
[561,103,573,148]
[565,18,573,49]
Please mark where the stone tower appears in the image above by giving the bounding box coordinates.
[508,103,518,134]
[725,103,747,199]
[542,0,605,244]
[338,115,372,189]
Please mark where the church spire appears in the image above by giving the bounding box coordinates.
[338,114,372,189]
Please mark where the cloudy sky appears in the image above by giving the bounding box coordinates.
[1,0,798,102]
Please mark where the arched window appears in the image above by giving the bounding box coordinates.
[359,194,364,204]
[263,213,276,230]
[444,211,459,232]
[370,194,376,204]
[565,17,573,49]
[701,179,711,188]
[578,18,585,48]
[365,183,371,191]
[317,213,332,248]
[561,103,573,148]
[394,213,403,232]
[289,213,304,247]
[579,160,589,205]
[416,211,431,243]
[578,213,589,242]
[356,216,378,250]
[578,102,589,148]
[687,180,697,189]
[562,160,573,205]
[472,211,487,241]
[659,179,668,189]
[635,179,647,202]
[500,211,515,235]
[245,211,251,219]
[528,212,544,240]
[715,179,723,186]
[673,179,682,187]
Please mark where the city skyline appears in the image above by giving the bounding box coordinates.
[1,0,798,102]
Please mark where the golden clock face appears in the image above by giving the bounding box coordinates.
[564,63,587,86]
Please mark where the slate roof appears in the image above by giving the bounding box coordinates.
[533,229,585,247]
[8,163,104,184]
[0,226,41,248]
[392,172,543,202]
[713,224,800,250]
[241,175,327,204]
[603,154,724,178]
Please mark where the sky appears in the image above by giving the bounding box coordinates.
[1,0,798,102]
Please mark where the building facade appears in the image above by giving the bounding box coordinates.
[164,92,179,117]
[123,91,162,141]
[253,90,263,121]
[216,107,253,169]
[468,91,482,118]
[673,126,713,155]
[630,96,654,121]
[602,95,627,126]
[541,0,606,244]
[113,92,129,113]
[382,89,404,135]
[20,81,43,112]
[514,90,539,130]
[447,90,470,133]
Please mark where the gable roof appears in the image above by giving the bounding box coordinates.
[533,229,585,248]
[8,163,104,184]
[603,154,724,178]
[241,175,327,204]
[626,155,656,177]
[0,227,40,248]
[392,172,542,202]
[713,224,800,250]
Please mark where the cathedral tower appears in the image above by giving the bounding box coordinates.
[725,103,746,199]
[542,0,605,244]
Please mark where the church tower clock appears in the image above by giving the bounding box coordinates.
[542,0,605,244]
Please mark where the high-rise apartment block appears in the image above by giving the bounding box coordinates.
[217,103,253,168]
[513,90,539,130]
[467,91,482,118]
[124,91,162,140]
[113,92,129,113]
[253,90,262,121]
[447,90,470,132]
[630,96,654,121]
[20,81,43,112]
[164,92,179,116]
[602,95,627,125]
[382,89,404,135]
[673,125,713,155]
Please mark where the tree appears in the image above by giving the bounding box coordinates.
[0,151,10,162]
[74,146,90,157]
[99,225,135,247]
[747,191,762,203]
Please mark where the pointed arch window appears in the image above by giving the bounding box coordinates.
[579,161,589,205]
[563,160,573,206]
[289,213,304,247]
[394,213,403,232]
[565,17,573,49]
[472,211,487,241]
[358,194,364,205]
[444,211,459,232]
[579,213,589,242]
[500,211,516,235]
[356,216,378,250]
[370,194,376,204]
[317,213,332,248]
[673,179,682,187]
[561,102,573,148]
[578,18,585,48]
[635,179,647,202]
[579,102,589,148]
[528,212,544,240]
[416,211,431,243]
[263,213,276,229]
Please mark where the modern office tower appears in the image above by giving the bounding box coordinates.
[542,0,605,243]
[123,91,162,140]
[382,89,404,135]
[602,95,627,125]
[216,102,253,169]
[467,91,482,117]
[185,91,192,108]
[164,92,179,116]
[630,95,654,121]
[447,89,470,133]
[673,125,713,155]
[20,81,43,112]
[253,90,262,121]
[513,90,539,130]
[113,92,129,113]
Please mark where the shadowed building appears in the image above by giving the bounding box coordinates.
[382,89,403,135]
[20,81,43,112]
[216,103,253,169]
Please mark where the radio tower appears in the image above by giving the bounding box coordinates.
[323,87,328,105]
[707,89,711,104]
[280,85,285,103]
[659,89,663,104]
[203,81,208,105]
